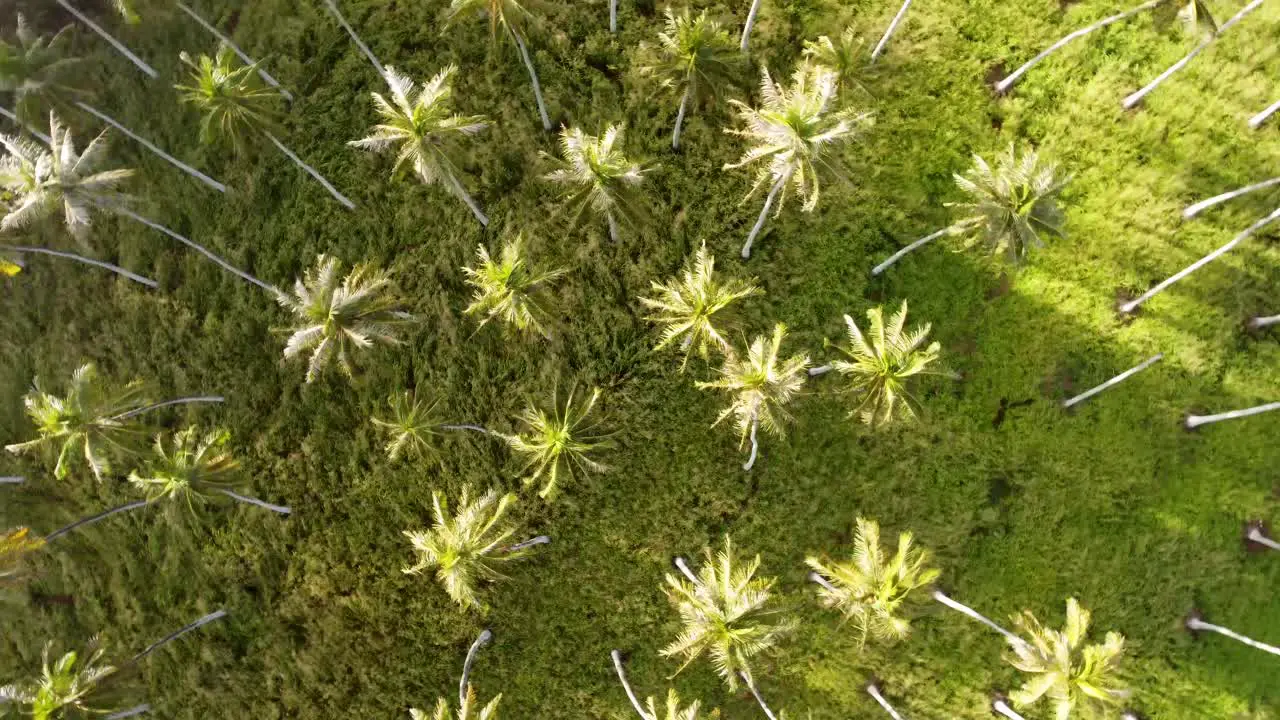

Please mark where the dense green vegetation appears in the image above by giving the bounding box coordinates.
[2,0,1279,717]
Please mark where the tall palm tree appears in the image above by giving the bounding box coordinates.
[128,426,292,515]
[724,64,869,258]
[402,486,548,610]
[871,0,916,62]
[802,27,870,95]
[1251,98,1280,130]
[462,236,567,338]
[0,637,119,719]
[806,517,940,646]
[0,244,156,287]
[872,144,1068,274]
[809,302,950,428]
[349,65,488,224]
[52,0,157,78]
[322,0,386,77]
[0,15,81,127]
[1005,598,1129,719]
[502,387,611,500]
[639,243,760,370]
[372,390,491,463]
[276,254,415,383]
[739,0,764,53]
[663,535,796,690]
[638,9,741,150]
[1184,401,1280,430]
[1182,175,1280,219]
[697,324,809,471]
[443,0,551,130]
[542,124,654,242]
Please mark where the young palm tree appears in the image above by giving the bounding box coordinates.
[174,2,292,100]
[462,236,567,337]
[372,390,490,463]
[276,254,415,383]
[806,517,940,647]
[350,65,488,224]
[542,124,654,242]
[872,144,1069,274]
[697,324,809,471]
[0,15,81,126]
[638,9,741,150]
[1005,599,1129,718]
[128,426,291,515]
[443,0,551,130]
[639,243,761,370]
[725,64,870,258]
[0,637,119,719]
[802,27,869,96]
[663,535,796,690]
[402,486,548,610]
[809,302,949,428]
[502,387,611,500]
[52,0,157,78]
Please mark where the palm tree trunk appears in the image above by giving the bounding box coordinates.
[1183,175,1280,219]
[0,105,52,144]
[607,212,620,243]
[322,0,386,77]
[610,650,652,720]
[175,2,293,101]
[74,102,226,193]
[459,629,493,705]
[808,365,832,376]
[1186,615,1280,656]
[740,0,763,52]
[512,31,552,131]
[1122,0,1265,109]
[992,699,1027,720]
[263,131,355,209]
[0,477,22,484]
[672,85,691,150]
[673,556,698,584]
[1119,205,1280,314]
[1185,401,1280,430]
[1248,314,1280,330]
[129,609,228,664]
[1061,353,1163,409]
[0,245,157,287]
[1246,525,1280,552]
[871,0,915,63]
[807,571,838,592]
[742,415,760,471]
[932,590,1025,647]
[104,705,151,720]
[113,396,225,421]
[995,0,1162,92]
[742,176,786,259]
[610,0,618,33]
[215,488,292,515]
[441,171,489,227]
[504,535,551,553]
[112,206,277,291]
[53,0,158,78]
[872,224,967,275]
[866,683,905,720]
[739,672,778,720]
[44,499,151,542]
[440,424,490,433]
[1250,99,1280,130]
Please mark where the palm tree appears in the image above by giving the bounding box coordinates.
[1061,353,1163,409]
[0,637,119,719]
[739,0,765,52]
[443,0,551,130]
[462,236,567,337]
[178,47,353,208]
[173,2,292,100]
[52,0,157,78]
[638,9,741,149]
[372,390,491,463]
[809,302,949,428]
[1248,314,1280,331]
[1185,401,1280,430]
[1185,609,1280,657]
[663,535,796,690]
[128,426,291,515]
[872,144,1069,274]
[0,244,156,287]
[542,124,654,242]
[865,682,907,720]
[931,590,1026,648]
[639,243,761,370]
[322,0,386,77]
[802,27,869,95]
[502,387,611,500]
[0,15,81,127]
[724,64,869,258]
[871,0,915,62]
[697,324,809,471]
[806,517,940,647]
[349,65,488,224]
[610,651,713,720]
[276,254,415,383]
[1,527,45,587]
[1005,598,1129,718]
[402,486,549,610]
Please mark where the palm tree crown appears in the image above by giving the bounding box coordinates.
[949,144,1069,263]
[662,536,796,689]
[462,235,566,338]
[638,8,741,147]
[127,426,238,512]
[697,324,809,448]
[502,387,611,500]
[411,687,501,720]
[542,124,654,242]
[0,114,135,239]
[639,243,760,370]
[0,638,118,720]
[402,486,532,610]
[802,26,869,95]
[645,689,710,720]
[806,517,940,646]
[373,390,464,463]
[443,0,536,40]
[4,363,149,481]
[0,16,81,123]
[175,46,282,149]
[824,301,949,427]
[277,254,415,383]
[1005,598,1129,719]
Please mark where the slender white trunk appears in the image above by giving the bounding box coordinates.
[992,699,1028,720]
[1247,526,1280,552]
[113,396,225,421]
[505,535,551,553]
[130,609,228,664]
[995,0,1162,92]
[740,673,778,720]
[610,650,653,720]
[610,0,618,33]
[264,131,355,209]
[866,684,906,720]
[1250,99,1280,130]
[673,556,698,584]
[54,0,157,78]
[104,705,151,720]
[1061,353,1163,409]
[1248,314,1280,330]
[1120,205,1280,314]
[322,0,385,77]
[1185,401,1280,429]
[75,102,226,193]
[175,2,292,101]
[0,477,23,484]
[216,489,292,514]
[740,0,763,52]
[44,499,151,541]
[808,365,832,376]
[607,212,620,243]
[0,105,52,144]
[743,176,786,259]
[1183,176,1280,219]
[672,85,691,150]
[1187,616,1280,656]
[872,224,961,275]
[1122,0,1266,109]
[113,206,280,291]
[442,170,489,226]
[440,424,490,434]
[808,571,837,592]
[871,0,915,63]
[742,415,760,471]
[459,629,493,705]
[512,32,552,131]
[932,591,1025,648]
[0,245,157,287]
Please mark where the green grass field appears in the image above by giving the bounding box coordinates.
[2,0,1279,717]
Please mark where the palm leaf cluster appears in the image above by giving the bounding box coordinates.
[644,689,710,720]
[462,236,566,338]
[802,26,870,96]
[949,144,1069,263]
[502,387,610,500]
[1005,598,1129,719]
[0,638,118,720]
[0,16,81,123]
[543,124,653,241]
[175,46,282,149]
[373,391,464,463]
[1,527,46,587]
[638,8,741,148]
[127,426,239,513]
[411,687,501,720]
[697,324,808,450]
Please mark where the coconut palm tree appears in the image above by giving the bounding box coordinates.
[932,590,1026,648]
[739,0,764,53]
[639,243,761,370]
[871,0,915,62]
[276,254,415,383]
[0,15,81,126]
[724,64,870,258]
[865,683,907,720]
[610,651,713,720]
[410,629,501,719]
[372,390,491,463]
[349,64,488,223]
[52,0,157,78]
[1004,598,1129,719]
[1248,314,1280,331]
[462,236,567,338]
[663,535,796,690]
[0,637,119,719]
[809,302,949,428]
[638,9,741,150]
[173,2,292,100]
[806,517,940,647]
[443,0,551,130]
[502,387,611,500]
[128,426,291,515]
[402,486,548,610]
[697,324,809,471]
[802,27,869,96]
[872,144,1069,274]
[1183,175,1280,219]
[0,245,156,287]
[542,124,654,242]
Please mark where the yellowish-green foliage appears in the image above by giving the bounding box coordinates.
[502,387,610,500]
[644,688,716,720]
[697,324,808,447]
[0,638,117,720]
[636,8,741,137]
[372,391,457,463]
[127,426,239,512]
[949,144,1069,263]
[801,26,869,96]
[0,16,81,123]
[443,0,536,40]
[176,46,282,149]
[0,527,45,587]
[542,124,654,240]
[410,686,501,720]
[462,236,566,338]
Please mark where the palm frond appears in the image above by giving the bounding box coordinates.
[175,47,283,150]
[501,387,611,500]
[696,324,808,452]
